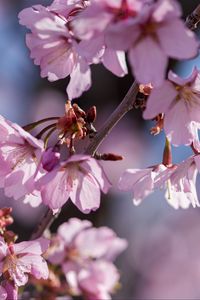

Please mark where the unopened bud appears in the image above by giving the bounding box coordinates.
[42,148,60,172]
[96,153,124,161]
[4,231,18,244]
[139,83,153,95]
[86,106,97,123]
[73,103,86,118]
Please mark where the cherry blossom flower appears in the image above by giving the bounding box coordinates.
[65,260,119,300]
[0,237,49,288]
[36,155,111,213]
[18,4,92,99]
[47,218,127,299]
[143,68,200,146]
[119,157,200,209]
[73,0,199,86]
[18,1,127,99]
[118,164,168,205]
[0,115,44,206]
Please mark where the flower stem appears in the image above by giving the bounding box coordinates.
[186,4,200,30]
[36,123,57,140]
[23,117,59,132]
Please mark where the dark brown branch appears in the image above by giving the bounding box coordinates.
[85,81,139,155]
[186,4,200,30]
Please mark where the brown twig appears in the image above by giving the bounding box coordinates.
[85,81,139,155]
[31,209,58,240]
[186,4,200,30]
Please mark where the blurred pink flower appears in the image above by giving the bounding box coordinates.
[119,156,200,209]
[0,281,18,300]
[47,218,127,299]
[0,285,7,300]
[143,68,200,145]
[0,237,49,287]
[75,260,119,300]
[36,155,111,213]
[0,115,44,206]
[162,156,200,209]
[73,0,199,86]
[119,164,167,205]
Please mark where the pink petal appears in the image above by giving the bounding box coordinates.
[157,19,199,59]
[129,37,168,86]
[152,0,181,22]
[58,218,92,245]
[67,60,91,100]
[164,100,194,145]
[106,21,140,50]
[70,172,100,213]
[14,238,49,255]
[102,49,128,77]
[39,168,71,210]
[81,158,111,193]
[143,80,177,119]
[18,254,49,280]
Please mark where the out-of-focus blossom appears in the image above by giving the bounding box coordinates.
[75,260,119,300]
[0,281,18,300]
[37,154,111,213]
[143,68,200,146]
[119,155,200,209]
[47,218,127,299]
[0,208,13,234]
[0,285,7,300]
[119,164,167,205]
[0,237,49,287]
[73,0,198,86]
[0,115,44,206]
[162,156,200,209]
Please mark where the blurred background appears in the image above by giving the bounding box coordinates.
[1,0,200,298]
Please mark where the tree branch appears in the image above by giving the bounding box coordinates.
[85,81,139,155]
[186,4,200,30]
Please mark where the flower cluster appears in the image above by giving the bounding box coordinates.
[0,110,111,213]
[45,218,127,299]
[0,236,49,300]
[18,0,198,99]
[1,0,200,298]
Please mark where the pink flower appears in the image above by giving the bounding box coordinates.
[73,0,199,86]
[47,218,127,298]
[0,115,44,205]
[164,156,200,209]
[66,260,119,300]
[18,4,91,99]
[118,164,167,205]
[143,68,200,145]
[119,156,200,209]
[19,1,128,99]
[47,218,127,266]
[0,237,49,287]
[36,155,111,213]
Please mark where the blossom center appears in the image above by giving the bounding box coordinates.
[176,85,199,105]
[108,0,138,22]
